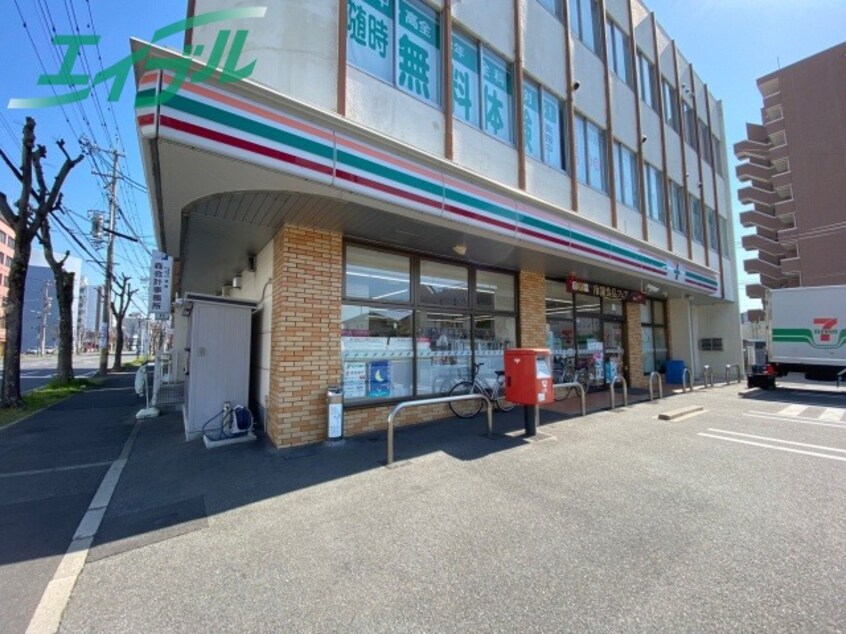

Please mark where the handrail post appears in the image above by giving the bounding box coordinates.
[609,375,628,409]
[648,371,663,401]
[682,368,692,392]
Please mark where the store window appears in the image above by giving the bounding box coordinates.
[575,114,608,193]
[719,216,730,259]
[524,79,566,170]
[536,0,562,19]
[614,141,639,210]
[662,80,680,132]
[641,298,667,375]
[706,206,718,250]
[669,180,687,236]
[343,244,517,404]
[643,163,665,223]
[606,18,634,88]
[690,194,704,244]
[682,100,698,150]
[569,0,602,57]
[347,0,442,108]
[638,52,658,112]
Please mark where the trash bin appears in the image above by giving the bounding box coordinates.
[327,386,344,441]
[665,359,685,384]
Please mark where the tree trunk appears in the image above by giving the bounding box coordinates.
[54,270,75,384]
[1,241,32,407]
[112,316,124,371]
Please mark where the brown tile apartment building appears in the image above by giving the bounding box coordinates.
[735,41,846,301]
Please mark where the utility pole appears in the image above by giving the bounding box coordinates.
[38,280,52,356]
[95,147,122,375]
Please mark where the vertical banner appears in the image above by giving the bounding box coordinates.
[149,251,173,320]
[397,0,440,106]
[451,31,479,127]
[523,81,541,159]
[541,90,562,168]
[482,49,512,143]
[347,0,395,82]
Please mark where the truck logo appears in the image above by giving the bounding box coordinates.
[813,318,838,343]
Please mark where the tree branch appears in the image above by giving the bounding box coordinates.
[0,192,16,228]
[32,145,48,206]
[25,142,84,243]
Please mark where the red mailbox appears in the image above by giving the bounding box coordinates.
[504,348,554,405]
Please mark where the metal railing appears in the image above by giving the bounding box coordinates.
[837,368,846,389]
[702,365,715,388]
[386,394,492,466]
[682,368,693,392]
[725,364,742,385]
[648,371,663,401]
[553,382,586,416]
[609,375,628,409]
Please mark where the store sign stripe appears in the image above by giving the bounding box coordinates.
[337,150,443,199]
[137,114,154,127]
[686,270,718,287]
[445,188,518,223]
[443,204,516,233]
[159,116,333,177]
[686,278,718,292]
[335,170,442,212]
[169,95,334,161]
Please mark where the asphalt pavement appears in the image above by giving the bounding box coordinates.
[9,353,103,392]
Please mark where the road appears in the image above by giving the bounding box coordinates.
[14,353,122,392]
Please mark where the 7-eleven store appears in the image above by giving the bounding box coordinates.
[134,44,741,448]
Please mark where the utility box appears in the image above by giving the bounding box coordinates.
[504,348,554,405]
[182,293,258,441]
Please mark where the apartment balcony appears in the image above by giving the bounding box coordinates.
[774,198,796,222]
[762,90,782,109]
[778,225,799,244]
[734,138,770,160]
[738,185,780,207]
[740,209,782,232]
[780,256,802,276]
[736,161,773,184]
[771,170,792,190]
[745,257,786,282]
[745,283,768,300]
[742,233,786,257]
[765,115,786,137]
[770,143,789,163]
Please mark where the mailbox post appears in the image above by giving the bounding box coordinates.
[504,348,554,437]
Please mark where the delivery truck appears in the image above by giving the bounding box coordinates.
[747,286,846,389]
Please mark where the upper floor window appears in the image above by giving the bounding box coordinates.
[690,194,704,244]
[669,180,687,236]
[638,53,658,112]
[613,141,639,210]
[536,0,562,18]
[452,33,514,145]
[682,100,698,150]
[706,206,718,249]
[661,80,680,133]
[0,232,6,245]
[719,216,730,259]
[569,0,602,56]
[606,19,633,88]
[347,0,442,108]
[644,163,665,224]
[524,79,567,170]
[575,114,608,193]
[699,120,713,166]
[712,135,724,176]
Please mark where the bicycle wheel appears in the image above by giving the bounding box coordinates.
[449,381,484,418]
[576,367,591,395]
[494,380,516,412]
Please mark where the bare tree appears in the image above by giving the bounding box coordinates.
[111,275,137,370]
[0,117,83,407]
[37,216,75,384]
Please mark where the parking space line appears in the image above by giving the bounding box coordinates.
[819,408,845,422]
[778,404,808,417]
[707,429,846,454]
[0,462,113,479]
[744,412,846,430]
[698,433,846,462]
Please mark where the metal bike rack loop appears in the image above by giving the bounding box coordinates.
[552,382,586,416]
[682,368,693,393]
[702,365,715,388]
[725,364,742,386]
[609,375,628,410]
[386,394,492,466]
[837,368,846,389]
[648,371,663,401]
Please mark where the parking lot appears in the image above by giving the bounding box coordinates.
[35,380,843,633]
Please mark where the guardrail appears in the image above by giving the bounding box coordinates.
[386,394,492,466]
[609,375,628,410]
[682,368,693,392]
[553,382,586,416]
[702,365,715,388]
[648,371,663,401]
[725,364,742,385]
[837,368,846,389]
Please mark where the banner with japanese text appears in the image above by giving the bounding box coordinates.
[149,251,173,319]
[452,32,480,127]
[523,82,541,159]
[541,91,562,168]
[482,49,512,143]
[347,0,394,82]
[396,0,440,106]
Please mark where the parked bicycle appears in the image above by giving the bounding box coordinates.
[448,362,515,418]
[552,356,591,402]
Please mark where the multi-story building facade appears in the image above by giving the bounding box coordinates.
[78,279,104,352]
[22,250,82,354]
[133,0,741,448]
[0,218,14,357]
[735,41,846,300]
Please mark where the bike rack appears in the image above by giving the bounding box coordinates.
[648,371,663,401]
[837,368,846,389]
[702,365,715,388]
[386,394,492,466]
[552,382,586,416]
[682,368,693,393]
[725,364,742,386]
[609,375,628,410]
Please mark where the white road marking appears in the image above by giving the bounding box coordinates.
[698,433,846,462]
[819,408,845,422]
[25,417,143,634]
[707,428,846,454]
[744,411,846,430]
[778,404,808,417]
[0,461,112,479]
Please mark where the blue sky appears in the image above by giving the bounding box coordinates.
[1,1,844,312]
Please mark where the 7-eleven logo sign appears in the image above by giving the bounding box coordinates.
[812,318,838,343]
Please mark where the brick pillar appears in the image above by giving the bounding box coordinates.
[625,302,647,389]
[266,225,342,448]
[519,270,546,348]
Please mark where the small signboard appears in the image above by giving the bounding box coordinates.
[149,251,173,319]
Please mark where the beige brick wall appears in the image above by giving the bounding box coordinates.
[519,270,546,348]
[344,403,454,436]
[266,225,343,448]
[625,302,648,389]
